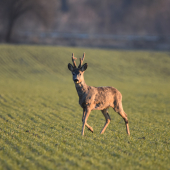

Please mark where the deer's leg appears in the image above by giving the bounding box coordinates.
[82,108,91,136]
[119,111,130,135]
[82,109,93,133]
[114,102,130,135]
[100,108,111,134]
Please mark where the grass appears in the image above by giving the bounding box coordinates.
[0,44,170,170]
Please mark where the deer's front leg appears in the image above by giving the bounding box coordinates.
[82,108,93,133]
[82,108,91,136]
[100,109,111,134]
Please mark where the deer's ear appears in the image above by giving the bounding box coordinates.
[81,63,88,72]
[68,63,74,71]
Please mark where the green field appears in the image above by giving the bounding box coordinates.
[0,44,170,170]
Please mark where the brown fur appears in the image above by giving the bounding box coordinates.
[68,53,130,136]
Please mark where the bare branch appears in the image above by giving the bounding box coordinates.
[0,0,50,42]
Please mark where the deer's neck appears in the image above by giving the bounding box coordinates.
[75,80,88,97]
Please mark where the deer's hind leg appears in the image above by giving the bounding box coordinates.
[100,108,111,134]
[114,101,130,135]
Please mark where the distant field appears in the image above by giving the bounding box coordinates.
[0,44,170,170]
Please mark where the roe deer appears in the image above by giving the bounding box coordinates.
[68,53,130,136]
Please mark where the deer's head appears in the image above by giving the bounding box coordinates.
[68,53,88,84]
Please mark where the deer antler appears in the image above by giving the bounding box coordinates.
[72,53,77,68]
[78,53,85,68]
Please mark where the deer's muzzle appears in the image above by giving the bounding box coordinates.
[74,79,79,83]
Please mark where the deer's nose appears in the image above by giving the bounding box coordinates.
[74,79,79,83]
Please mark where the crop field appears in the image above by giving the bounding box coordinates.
[0,44,170,170]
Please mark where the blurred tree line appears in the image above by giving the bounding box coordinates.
[0,0,170,43]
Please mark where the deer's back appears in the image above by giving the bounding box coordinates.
[80,86,122,111]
